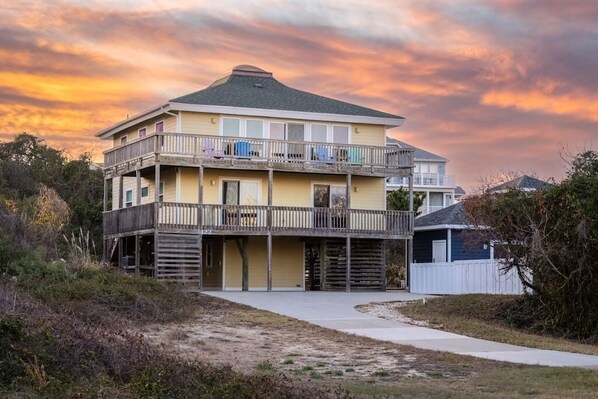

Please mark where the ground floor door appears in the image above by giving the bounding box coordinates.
[202,237,223,289]
[432,240,447,263]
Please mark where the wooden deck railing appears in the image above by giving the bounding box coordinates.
[103,133,413,171]
[103,202,412,237]
[103,203,155,235]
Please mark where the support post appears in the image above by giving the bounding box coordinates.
[136,169,141,206]
[154,163,161,203]
[267,169,273,227]
[118,237,123,270]
[407,172,414,291]
[346,236,351,292]
[198,234,203,291]
[103,177,109,212]
[346,173,352,208]
[267,169,273,293]
[236,237,249,291]
[118,175,124,209]
[134,234,140,276]
[346,173,352,292]
[198,165,204,228]
[154,162,160,279]
[267,234,272,291]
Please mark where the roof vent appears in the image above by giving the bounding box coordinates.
[254,83,263,89]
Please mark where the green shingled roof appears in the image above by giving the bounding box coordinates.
[171,65,404,120]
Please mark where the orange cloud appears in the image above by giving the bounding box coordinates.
[481,89,598,123]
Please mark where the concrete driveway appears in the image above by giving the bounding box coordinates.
[206,291,598,368]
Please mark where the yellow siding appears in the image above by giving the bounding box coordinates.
[112,114,177,147]
[161,169,176,202]
[273,174,343,207]
[111,176,156,209]
[174,168,384,210]
[351,124,386,146]
[351,176,386,210]
[180,112,220,135]
[224,236,267,290]
[223,236,303,290]
[272,237,304,288]
[179,168,199,203]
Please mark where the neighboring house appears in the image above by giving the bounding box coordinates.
[413,202,490,263]
[386,138,456,216]
[414,175,552,264]
[487,175,553,193]
[97,65,414,292]
[454,186,466,202]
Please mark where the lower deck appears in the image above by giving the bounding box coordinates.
[107,233,388,291]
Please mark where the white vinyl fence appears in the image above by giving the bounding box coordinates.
[410,259,526,295]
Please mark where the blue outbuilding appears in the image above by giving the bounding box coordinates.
[413,202,491,263]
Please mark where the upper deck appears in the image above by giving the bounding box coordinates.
[103,133,414,178]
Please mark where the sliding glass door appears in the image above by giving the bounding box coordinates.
[313,184,346,228]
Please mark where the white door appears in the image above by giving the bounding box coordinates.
[432,240,447,263]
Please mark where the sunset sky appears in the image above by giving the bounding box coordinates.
[1,0,596,190]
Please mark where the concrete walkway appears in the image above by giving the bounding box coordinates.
[206,291,598,368]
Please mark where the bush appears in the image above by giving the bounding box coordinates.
[465,151,598,339]
[8,252,193,325]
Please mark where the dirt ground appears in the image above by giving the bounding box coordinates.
[140,295,504,382]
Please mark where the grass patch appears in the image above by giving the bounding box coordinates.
[400,294,598,355]
[338,367,598,398]
[309,371,323,379]
[371,370,390,377]
[256,361,276,372]
[282,359,294,365]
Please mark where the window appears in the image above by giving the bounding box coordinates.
[332,125,349,144]
[223,118,240,137]
[246,120,263,138]
[124,189,133,208]
[141,186,149,198]
[311,124,327,142]
[222,180,260,226]
[155,121,164,133]
[138,127,147,138]
[269,122,285,140]
[159,181,164,202]
[120,136,127,145]
[204,241,213,269]
[438,164,446,176]
[287,123,304,141]
[222,180,259,205]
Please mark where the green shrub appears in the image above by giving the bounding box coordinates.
[9,252,193,325]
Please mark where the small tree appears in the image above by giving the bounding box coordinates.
[386,187,426,215]
[385,188,425,286]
